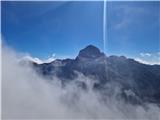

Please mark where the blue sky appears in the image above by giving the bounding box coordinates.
[1,1,160,62]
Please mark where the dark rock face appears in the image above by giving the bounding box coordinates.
[32,45,160,105]
[76,45,105,59]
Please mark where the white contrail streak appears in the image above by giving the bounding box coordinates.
[103,0,107,53]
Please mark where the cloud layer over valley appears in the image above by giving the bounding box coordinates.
[2,46,160,119]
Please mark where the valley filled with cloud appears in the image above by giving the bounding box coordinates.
[2,45,160,119]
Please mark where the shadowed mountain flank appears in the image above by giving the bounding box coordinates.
[32,45,160,105]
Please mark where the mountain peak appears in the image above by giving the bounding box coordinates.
[77,45,104,59]
[85,45,99,50]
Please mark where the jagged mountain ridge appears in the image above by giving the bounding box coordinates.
[32,45,160,105]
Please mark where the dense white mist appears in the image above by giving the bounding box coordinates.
[2,46,160,119]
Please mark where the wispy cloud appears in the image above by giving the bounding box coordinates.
[22,54,55,64]
[135,58,159,65]
[135,52,160,65]
[140,53,151,57]
[110,3,152,30]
